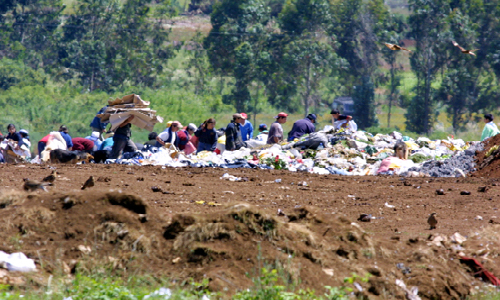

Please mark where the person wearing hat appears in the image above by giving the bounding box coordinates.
[85,131,103,151]
[18,129,31,155]
[255,124,268,142]
[177,123,197,151]
[195,118,218,152]
[240,113,254,141]
[287,114,316,141]
[267,112,288,144]
[110,115,137,159]
[58,125,73,151]
[481,113,500,141]
[155,121,181,148]
[225,114,246,151]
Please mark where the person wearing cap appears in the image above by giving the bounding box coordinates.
[155,121,181,148]
[18,129,31,155]
[267,112,288,144]
[287,114,316,141]
[89,106,109,141]
[110,115,137,159]
[481,113,500,141]
[177,123,197,151]
[240,113,254,141]
[195,118,217,152]
[59,125,73,151]
[256,124,268,142]
[225,114,246,151]
[331,109,353,128]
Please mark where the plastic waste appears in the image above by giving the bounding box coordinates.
[275,179,282,183]
[143,287,172,299]
[5,252,36,272]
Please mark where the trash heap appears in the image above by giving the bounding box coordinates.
[98,94,164,132]
[107,126,483,178]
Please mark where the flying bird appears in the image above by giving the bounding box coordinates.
[42,170,57,183]
[452,41,478,56]
[384,43,412,52]
[81,176,95,190]
[427,212,438,230]
[23,178,51,192]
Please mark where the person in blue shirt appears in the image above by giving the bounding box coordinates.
[287,114,316,141]
[59,125,73,150]
[89,106,109,141]
[240,113,254,141]
[155,121,181,148]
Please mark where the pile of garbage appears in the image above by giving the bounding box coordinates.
[107,126,482,178]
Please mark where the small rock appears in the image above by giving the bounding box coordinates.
[172,257,181,264]
[436,189,445,195]
[322,268,334,276]
[475,215,483,221]
[357,214,372,222]
[138,214,148,223]
[151,186,162,192]
[137,177,144,181]
[460,191,471,195]
[477,186,489,193]
[77,245,91,255]
[450,232,467,244]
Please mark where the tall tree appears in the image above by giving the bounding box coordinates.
[378,14,407,128]
[406,0,451,134]
[438,9,482,132]
[204,0,273,113]
[329,0,384,129]
[279,0,341,116]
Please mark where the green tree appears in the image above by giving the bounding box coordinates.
[279,0,341,116]
[204,0,273,113]
[378,14,407,128]
[329,0,385,128]
[438,9,482,132]
[406,0,451,134]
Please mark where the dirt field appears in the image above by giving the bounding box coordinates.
[1,162,500,298]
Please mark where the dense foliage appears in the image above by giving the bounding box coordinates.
[0,0,499,140]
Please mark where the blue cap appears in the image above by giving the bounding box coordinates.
[258,123,267,130]
[307,114,317,121]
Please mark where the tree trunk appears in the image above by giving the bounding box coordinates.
[304,59,311,116]
[387,63,394,128]
[253,83,260,128]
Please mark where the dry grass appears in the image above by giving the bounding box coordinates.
[0,189,26,208]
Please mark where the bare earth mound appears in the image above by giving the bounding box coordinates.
[1,164,500,298]
[473,134,500,177]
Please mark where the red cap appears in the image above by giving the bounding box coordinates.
[240,113,248,119]
[275,112,288,118]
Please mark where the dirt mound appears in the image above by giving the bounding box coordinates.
[473,134,500,177]
[0,189,489,298]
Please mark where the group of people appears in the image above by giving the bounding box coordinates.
[0,108,356,162]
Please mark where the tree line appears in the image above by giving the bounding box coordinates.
[1,0,500,134]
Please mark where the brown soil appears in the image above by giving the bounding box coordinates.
[473,134,500,177]
[2,164,500,298]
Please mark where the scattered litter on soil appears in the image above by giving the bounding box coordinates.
[1,164,500,298]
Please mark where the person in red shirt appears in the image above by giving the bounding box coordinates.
[72,137,94,152]
[38,134,51,157]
